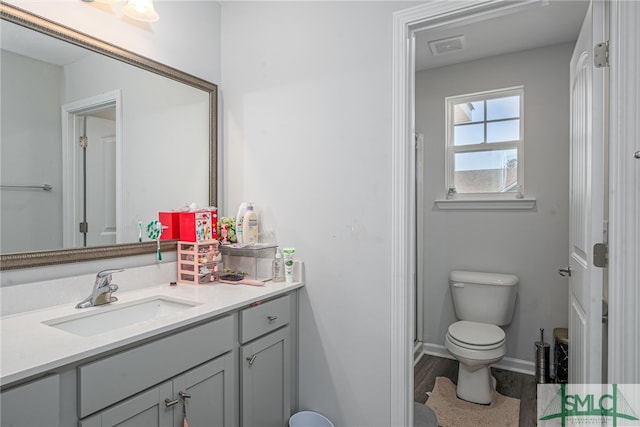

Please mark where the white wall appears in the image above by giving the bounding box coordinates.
[416,43,573,365]
[1,50,63,252]
[221,2,418,425]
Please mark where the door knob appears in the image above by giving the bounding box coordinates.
[558,266,572,277]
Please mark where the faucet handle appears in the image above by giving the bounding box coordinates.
[97,268,124,278]
[95,268,124,287]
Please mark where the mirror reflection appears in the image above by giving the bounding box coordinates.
[1,18,215,255]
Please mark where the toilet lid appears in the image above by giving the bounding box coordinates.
[448,321,505,347]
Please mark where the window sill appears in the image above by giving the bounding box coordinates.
[434,198,536,210]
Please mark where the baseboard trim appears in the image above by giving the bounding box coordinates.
[420,342,535,376]
[422,343,455,360]
[414,341,425,366]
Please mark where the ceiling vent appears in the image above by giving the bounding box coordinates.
[428,35,465,56]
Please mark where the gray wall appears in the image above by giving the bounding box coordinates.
[416,42,573,364]
[1,50,63,252]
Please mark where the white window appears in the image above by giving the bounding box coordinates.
[445,87,524,199]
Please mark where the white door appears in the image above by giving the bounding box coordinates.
[75,113,117,247]
[85,115,117,247]
[567,0,606,384]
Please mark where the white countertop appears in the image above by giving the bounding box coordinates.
[1,280,303,387]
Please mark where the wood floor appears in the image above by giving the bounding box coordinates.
[414,354,538,427]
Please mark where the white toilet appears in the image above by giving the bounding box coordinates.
[445,270,518,405]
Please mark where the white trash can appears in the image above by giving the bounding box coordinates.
[289,411,334,427]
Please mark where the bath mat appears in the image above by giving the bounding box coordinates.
[426,377,520,427]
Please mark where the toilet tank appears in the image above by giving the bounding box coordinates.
[449,270,518,326]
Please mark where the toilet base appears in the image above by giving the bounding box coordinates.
[455,363,496,405]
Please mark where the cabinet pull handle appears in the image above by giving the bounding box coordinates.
[246,354,257,366]
[267,315,278,322]
[179,391,192,400]
[165,398,180,407]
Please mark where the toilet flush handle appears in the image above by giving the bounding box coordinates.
[452,283,464,288]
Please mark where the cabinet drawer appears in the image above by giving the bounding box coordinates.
[78,315,233,418]
[239,295,290,344]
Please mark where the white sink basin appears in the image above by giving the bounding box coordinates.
[43,296,201,337]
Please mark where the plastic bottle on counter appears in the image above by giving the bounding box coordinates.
[235,202,248,244]
[242,203,259,244]
[272,248,285,282]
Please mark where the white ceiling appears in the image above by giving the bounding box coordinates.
[415,0,590,71]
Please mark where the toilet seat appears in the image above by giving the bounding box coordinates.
[447,321,505,350]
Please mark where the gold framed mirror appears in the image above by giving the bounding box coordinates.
[0,2,217,270]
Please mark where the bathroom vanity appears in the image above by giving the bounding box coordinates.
[0,279,302,427]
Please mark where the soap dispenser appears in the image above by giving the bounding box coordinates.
[272,248,285,282]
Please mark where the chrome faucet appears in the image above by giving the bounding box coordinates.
[76,268,124,309]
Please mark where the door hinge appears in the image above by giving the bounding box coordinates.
[79,221,88,234]
[593,243,608,268]
[414,133,424,150]
[594,41,609,68]
[79,136,88,148]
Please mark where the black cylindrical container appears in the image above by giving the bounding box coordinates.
[553,328,569,383]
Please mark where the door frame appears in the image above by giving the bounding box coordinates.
[606,0,640,384]
[62,90,122,248]
[415,132,424,357]
[391,0,639,424]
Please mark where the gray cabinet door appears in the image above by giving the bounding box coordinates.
[0,375,60,427]
[79,381,173,427]
[173,352,235,427]
[240,327,290,427]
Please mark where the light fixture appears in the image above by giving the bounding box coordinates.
[81,0,159,22]
[122,0,159,22]
[81,0,122,4]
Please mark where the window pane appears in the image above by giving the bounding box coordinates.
[454,123,484,145]
[487,119,520,143]
[487,96,519,120]
[453,100,484,124]
[454,149,518,193]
